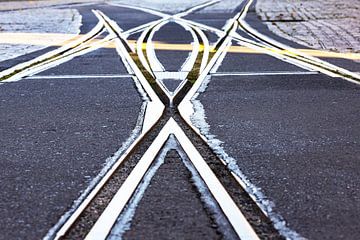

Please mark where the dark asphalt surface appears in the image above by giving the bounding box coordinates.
[186,12,232,30]
[64,4,161,33]
[0,3,152,239]
[36,46,128,76]
[0,47,58,73]
[0,77,142,240]
[217,45,305,73]
[153,22,192,44]
[152,22,192,72]
[0,3,160,74]
[162,79,181,92]
[120,149,223,240]
[93,4,160,32]
[155,50,190,72]
[199,73,360,239]
[1,0,360,239]
[184,0,247,30]
[0,4,100,73]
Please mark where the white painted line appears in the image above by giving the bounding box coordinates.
[210,41,231,74]
[95,10,164,134]
[153,71,189,80]
[84,118,171,240]
[85,118,259,240]
[170,119,259,240]
[124,21,158,37]
[146,20,167,72]
[1,35,115,84]
[137,20,162,75]
[176,3,308,239]
[176,14,318,73]
[144,19,209,100]
[120,0,219,37]
[107,135,178,239]
[178,35,233,127]
[109,0,219,20]
[158,79,174,94]
[178,21,200,72]
[49,11,164,237]
[27,74,133,79]
[177,17,224,36]
[48,2,97,9]
[175,0,220,18]
[138,2,221,101]
[0,20,104,83]
[52,112,149,240]
[106,2,169,18]
[211,71,319,76]
[192,24,210,73]
[172,6,360,83]
[49,75,150,240]
[237,0,360,84]
[231,32,333,74]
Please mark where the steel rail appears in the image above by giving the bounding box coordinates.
[84,10,260,240]
[0,21,106,82]
[53,4,263,239]
[106,0,360,85]
[236,0,360,84]
[31,1,330,239]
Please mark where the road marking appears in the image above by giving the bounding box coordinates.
[146,20,168,72]
[211,71,319,76]
[236,0,360,84]
[136,20,161,75]
[178,21,201,72]
[26,74,133,79]
[152,71,189,80]
[1,36,116,84]
[52,100,149,240]
[0,21,105,82]
[107,2,169,18]
[176,0,220,18]
[87,6,261,240]
[85,118,259,240]
[94,10,165,135]
[12,1,355,239]
[178,15,236,127]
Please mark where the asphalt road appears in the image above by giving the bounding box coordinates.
[0,0,359,239]
[0,77,142,240]
[199,73,360,239]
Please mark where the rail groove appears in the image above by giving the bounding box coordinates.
[3,1,357,239]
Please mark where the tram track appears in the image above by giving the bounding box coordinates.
[235,0,360,84]
[45,2,280,239]
[168,0,360,84]
[51,1,360,239]
[0,21,108,83]
[2,0,359,239]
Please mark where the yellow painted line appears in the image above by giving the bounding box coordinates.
[0,32,131,48]
[0,33,82,46]
[298,49,360,60]
[1,32,359,60]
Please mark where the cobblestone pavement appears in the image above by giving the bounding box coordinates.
[1,1,360,239]
[256,0,360,55]
[0,0,102,11]
[0,8,81,62]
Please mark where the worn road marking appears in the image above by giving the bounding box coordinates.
[27,74,133,79]
[211,71,319,76]
[4,1,357,239]
[85,118,259,240]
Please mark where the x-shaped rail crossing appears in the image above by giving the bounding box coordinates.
[1,0,359,239]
